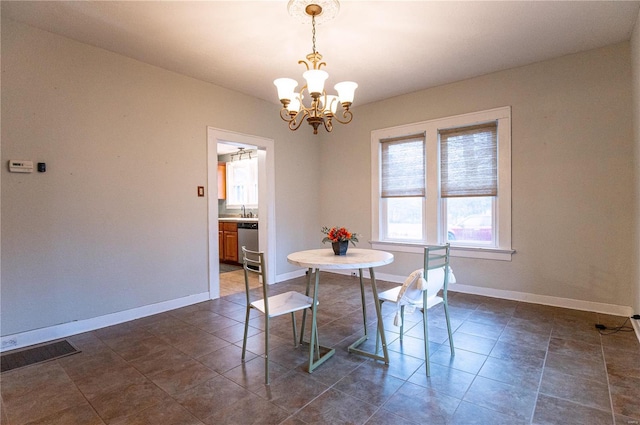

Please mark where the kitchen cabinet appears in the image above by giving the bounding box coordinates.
[217,162,226,200]
[219,221,238,263]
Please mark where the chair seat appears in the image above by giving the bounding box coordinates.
[378,286,443,310]
[251,291,314,317]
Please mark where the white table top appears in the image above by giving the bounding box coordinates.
[287,248,394,270]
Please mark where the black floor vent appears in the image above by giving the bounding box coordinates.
[1,340,80,373]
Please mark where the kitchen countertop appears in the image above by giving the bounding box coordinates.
[218,217,259,223]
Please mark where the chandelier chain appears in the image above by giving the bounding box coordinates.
[311,14,317,55]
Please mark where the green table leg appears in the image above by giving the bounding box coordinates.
[347,267,389,364]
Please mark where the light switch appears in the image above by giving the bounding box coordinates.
[197,186,205,197]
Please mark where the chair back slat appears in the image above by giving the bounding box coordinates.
[242,246,270,316]
[423,243,451,292]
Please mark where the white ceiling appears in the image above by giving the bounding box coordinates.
[2,1,639,107]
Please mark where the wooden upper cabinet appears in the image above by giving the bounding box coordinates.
[217,162,226,200]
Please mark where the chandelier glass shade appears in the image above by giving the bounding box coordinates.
[274,1,357,134]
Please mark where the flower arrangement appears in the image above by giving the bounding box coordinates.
[321,226,359,246]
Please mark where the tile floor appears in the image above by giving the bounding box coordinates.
[1,272,639,425]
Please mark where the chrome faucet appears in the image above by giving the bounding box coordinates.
[241,205,246,218]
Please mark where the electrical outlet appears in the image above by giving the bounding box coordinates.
[2,338,17,349]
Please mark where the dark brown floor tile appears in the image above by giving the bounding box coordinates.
[223,355,291,391]
[466,309,512,327]
[59,350,128,381]
[456,320,505,339]
[407,362,475,399]
[610,381,640,419]
[504,316,554,335]
[604,346,640,379]
[212,322,261,344]
[22,403,105,425]
[88,381,169,424]
[295,348,365,387]
[382,381,460,424]
[404,321,451,344]
[294,388,378,424]
[615,413,640,425]
[490,339,547,363]
[333,361,404,406]
[175,375,253,420]
[544,351,608,383]
[147,359,218,396]
[532,394,613,425]
[197,344,258,374]
[601,331,640,353]
[241,331,289,356]
[365,409,418,425]
[73,364,148,399]
[448,331,497,355]
[429,346,487,375]
[202,392,290,425]
[97,329,157,354]
[478,354,543,390]
[128,346,193,375]
[107,336,171,362]
[369,349,423,381]
[387,333,441,360]
[1,399,9,425]
[3,276,639,425]
[4,379,87,425]
[497,327,550,351]
[111,399,203,425]
[200,299,246,317]
[463,376,537,421]
[548,336,603,362]
[1,361,71,402]
[253,370,329,413]
[539,368,611,412]
[551,320,601,344]
[450,400,528,425]
[172,333,231,358]
[66,332,112,354]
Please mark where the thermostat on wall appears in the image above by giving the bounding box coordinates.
[9,160,34,173]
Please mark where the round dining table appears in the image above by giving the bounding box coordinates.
[287,248,394,372]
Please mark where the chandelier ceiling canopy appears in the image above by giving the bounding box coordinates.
[274,0,357,135]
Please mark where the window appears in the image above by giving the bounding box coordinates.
[381,135,425,241]
[226,157,258,208]
[371,107,512,260]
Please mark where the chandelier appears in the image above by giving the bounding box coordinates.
[274,0,357,135]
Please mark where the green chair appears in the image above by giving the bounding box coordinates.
[376,244,455,376]
[241,247,316,385]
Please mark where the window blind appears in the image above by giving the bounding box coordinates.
[440,122,497,198]
[381,134,425,198]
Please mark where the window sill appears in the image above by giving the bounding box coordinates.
[370,241,515,261]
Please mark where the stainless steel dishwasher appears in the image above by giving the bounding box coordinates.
[237,222,259,264]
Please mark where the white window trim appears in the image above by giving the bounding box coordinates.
[370,107,514,261]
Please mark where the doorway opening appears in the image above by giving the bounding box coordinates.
[207,128,276,300]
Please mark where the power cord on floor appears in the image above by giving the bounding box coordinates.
[594,317,635,335]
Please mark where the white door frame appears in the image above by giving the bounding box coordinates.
[207,127,276,299]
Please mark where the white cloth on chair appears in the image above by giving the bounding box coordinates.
[391,267,456,327]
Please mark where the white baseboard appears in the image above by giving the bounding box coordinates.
[0,292,210,353]
[276,268,307,283]
[326,270,635,318]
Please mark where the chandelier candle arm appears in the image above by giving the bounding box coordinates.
[273,0,356,135]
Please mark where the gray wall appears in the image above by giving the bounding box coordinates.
[0,19,321,335]
[1,17,638,338]
[320,43,636,310]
